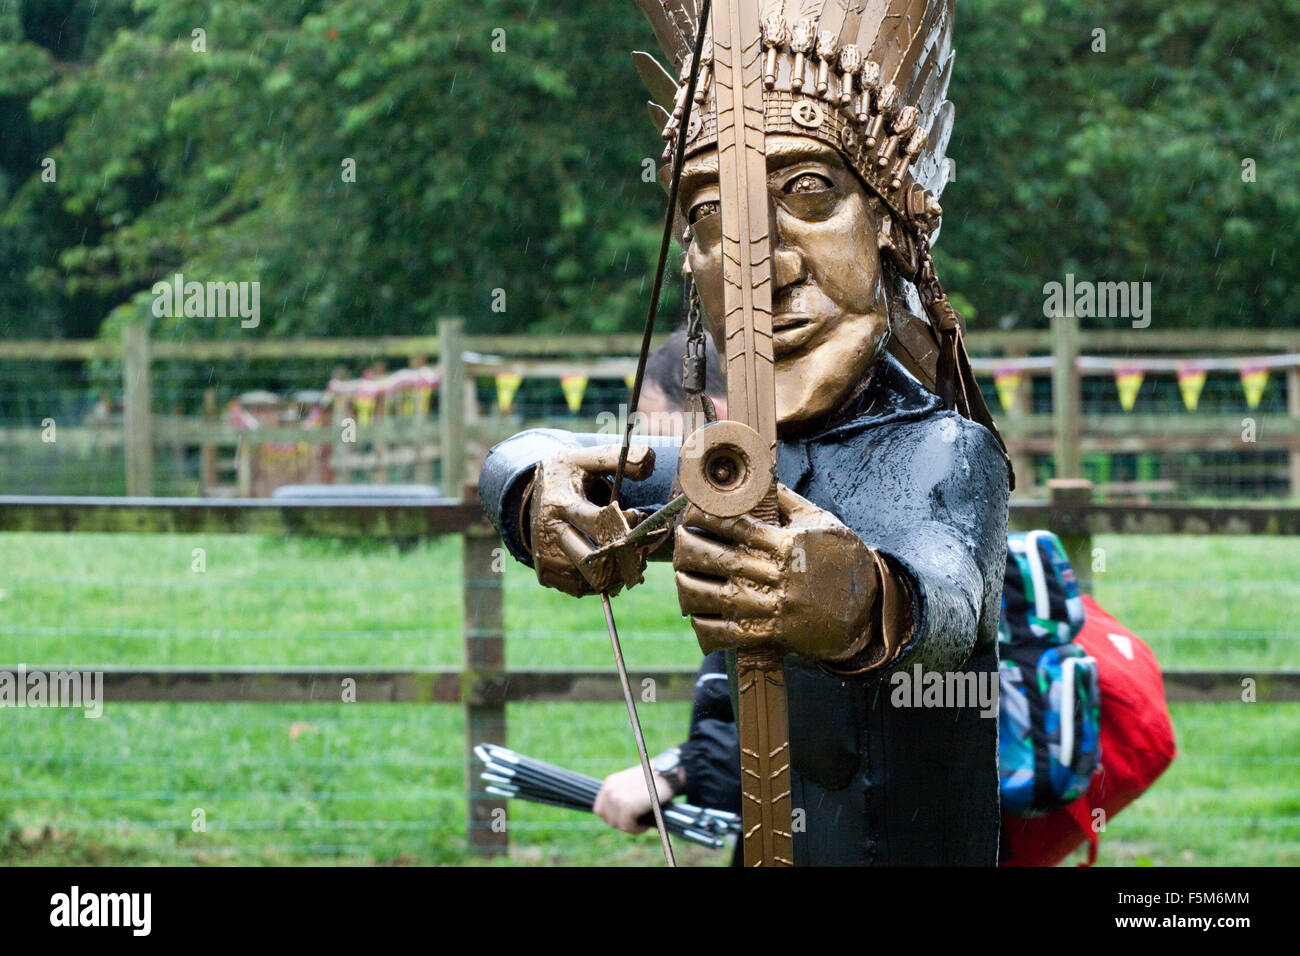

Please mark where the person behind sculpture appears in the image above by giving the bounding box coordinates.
[587,332,741,843]
[479,0,1011,865]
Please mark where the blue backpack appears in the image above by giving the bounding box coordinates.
[998,531,1102,816]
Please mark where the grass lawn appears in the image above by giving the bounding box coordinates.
[0,531,1296,866]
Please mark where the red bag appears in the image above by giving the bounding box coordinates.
[1001,595,1178,866]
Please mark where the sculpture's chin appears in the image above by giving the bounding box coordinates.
[775,369,854,429]
[774,314,889,431]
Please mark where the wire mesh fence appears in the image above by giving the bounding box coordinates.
[1011,371,1296,499]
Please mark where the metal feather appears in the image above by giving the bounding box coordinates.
[911,98,952,197]
[632,50,681,108]
[633,0,695,70]
[863,0,930,86]
[647,100,672,133]
[893,0,947,95]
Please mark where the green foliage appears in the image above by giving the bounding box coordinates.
[943,0,1300,330]
[1,0,671,343]
[0,0,1296,343]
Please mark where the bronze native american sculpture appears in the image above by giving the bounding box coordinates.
[479,0,1012,866]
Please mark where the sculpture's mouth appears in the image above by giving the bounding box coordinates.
[772,312,810,330]
[772,312,819,355]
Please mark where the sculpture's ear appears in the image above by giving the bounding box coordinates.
[876,214,920,281]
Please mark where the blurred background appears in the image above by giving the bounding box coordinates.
[0,0,1297,865]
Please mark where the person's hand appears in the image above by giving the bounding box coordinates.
[673,484,880,662]
[593,765,676,834]
[526,444,653,597]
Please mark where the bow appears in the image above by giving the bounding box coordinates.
[695,0,795,868]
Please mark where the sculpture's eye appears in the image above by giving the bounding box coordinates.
[783,172,833,195]
[689,199,720,223]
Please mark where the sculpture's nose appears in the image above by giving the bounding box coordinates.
[772,236,807,292]
[770,199,807,292]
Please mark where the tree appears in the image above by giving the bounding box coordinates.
[1,0,1296,345]
[939,0,1299,331]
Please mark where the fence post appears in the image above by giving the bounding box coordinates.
[201,388,218,493]
[1048,477,1094,594]
[235,439,254,498]
[438,318,466,495]
[1007,345,1036,497]
[410,355,435,485]
[1051,311,1081,480]
[463,482,507,856]
[122,322,154,496]
[1288,366,1300,498]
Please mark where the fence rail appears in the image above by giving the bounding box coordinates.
[21,666,1295,706]
[5,328,1298,361]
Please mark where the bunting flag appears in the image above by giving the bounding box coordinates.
[1114,366,1145,412]
[1241,365,1269,409]
[354,386,377,426]
[494,372,523,413]
[1176,364,1207,411]
[625,373,637,390]
[414,382,434,417]
[560,374,588,413]
[324,365,440,422]
[993,366,1023,413]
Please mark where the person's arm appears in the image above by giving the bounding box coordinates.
[593,651,740,833]
[591,763,678,834]
[680,651,741,812]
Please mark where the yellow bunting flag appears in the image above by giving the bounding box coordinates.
[354,394,376,426]
[415,384,433,417]
[625,373,637,390]
[1114,366,1145,412]
[494,372,523,413]
[1240,365,1269,409]
[1176,364,1207,411]
[560,374,588,413]
[993,367,1023,413]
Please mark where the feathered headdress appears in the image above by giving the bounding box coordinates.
[632,0,955,237]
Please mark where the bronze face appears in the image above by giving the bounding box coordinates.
[680,134,892,430]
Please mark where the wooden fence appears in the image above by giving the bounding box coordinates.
[1,483,1297,855]
[2,318,1299,498]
